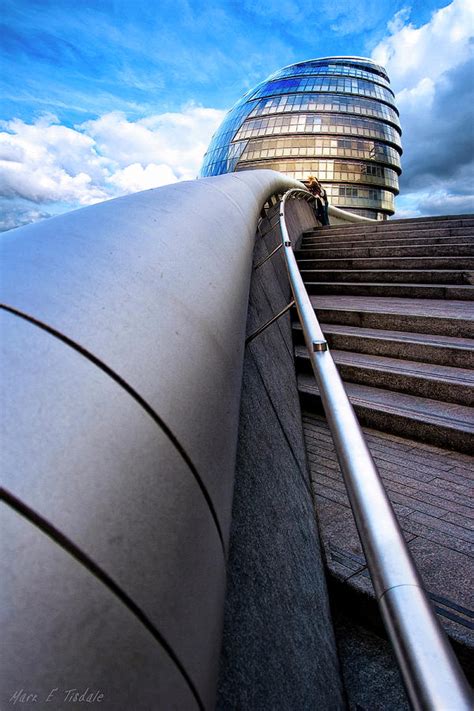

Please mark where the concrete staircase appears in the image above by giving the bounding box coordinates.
[294,215,474,453]
[292,214,474,687]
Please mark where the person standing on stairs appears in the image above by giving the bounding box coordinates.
[307,176,330,226]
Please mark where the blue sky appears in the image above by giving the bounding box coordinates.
[1,0,473,229]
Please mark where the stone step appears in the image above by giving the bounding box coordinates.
[292,322,474,369]
[298,374,474,452]
[296,256,474,271]
[303,226,474,244]
[305,215,474,236]
[295,346,474,406]
[299,269,473,285]
[382,214,474,226]
[297,243,474,259]
[302,233,474,250]
[308,295,474,338]
[303,281,474,300]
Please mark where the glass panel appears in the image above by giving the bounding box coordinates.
[248,92,400,127]
[252,76,396,106]
[239,136,401,171]
[269,62,390,88]
[235,112,402,148]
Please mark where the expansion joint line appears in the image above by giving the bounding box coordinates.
[0,487,205,711]
[0,303,225,556]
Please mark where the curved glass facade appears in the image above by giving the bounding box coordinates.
[200,57,402,219]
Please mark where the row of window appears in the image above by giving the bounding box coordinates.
[324,185,394,210]
[249,93,400,126]
[252,77,396,106]
[267,63,390,88]
[342,208,387,220]
[332,186,391,199]
[233,159,399,190]
[234,164,394,211]
[326,192,394,211]
[202,90,402,169]
[240,136,402,169]
[235,113,402,148]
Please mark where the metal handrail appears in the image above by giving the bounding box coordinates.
[279,188,472,711]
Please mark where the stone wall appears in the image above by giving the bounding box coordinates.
[217,198,345,710]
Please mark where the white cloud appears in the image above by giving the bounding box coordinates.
[372,0,474,91]
[0,105,225,229]
[108,163,178,193]
[83,107,224,180]
[0,201,51,232]
[372,0,474,217]
[0,115,107,205]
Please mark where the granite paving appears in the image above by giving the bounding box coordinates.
[303,412,474,656]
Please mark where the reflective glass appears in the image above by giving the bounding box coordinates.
[200,140,248,176]
[341,208,387,220]
[200,97,257,176]
[325,185,394,211]
[240,136,401,171]
[199,57,402,216]
[235,159,399,191]
[235,112,402,148]
[251,77,396,106]
[267,58,389,80]
[248,92,400,127]
[266,63,391,88]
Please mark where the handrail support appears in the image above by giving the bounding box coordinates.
[246,300,295,345]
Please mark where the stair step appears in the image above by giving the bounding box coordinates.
[304,282,474,300]
[298,374,474,452]
[309,295,474,337]
[295,346,474,406]
[304,215,474,236]
[303,227,474,245]
[297,243,474,259]
[292,322,474,368]
[296,256,474,270]
[299,269,473,285]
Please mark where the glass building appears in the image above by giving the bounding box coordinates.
[200,57,402,220]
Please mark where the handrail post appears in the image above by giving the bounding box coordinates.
[279,188,473,711]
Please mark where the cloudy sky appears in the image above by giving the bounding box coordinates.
[1,0,473,230]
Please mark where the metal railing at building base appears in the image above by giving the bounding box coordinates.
[279,188,473,711]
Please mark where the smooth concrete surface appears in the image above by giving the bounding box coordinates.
[217,202,345,709]
[0,310,225,710]
[0,506,199,711]
[0,170,304,710]
[0,170,301,543]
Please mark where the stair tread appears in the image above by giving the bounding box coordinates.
[297,256,473,265]
[298,374,474,430]
[298,242,474,255]
[303,230,474,243]
[299,235,474,251]
[299,269,473,285]
[304,281,474,289]
[305,214,474,233]
[293,321,474,350]
[309,295,474,319]
[295,345,474,386]
[302,233,474,246]
[300,269,472,274]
